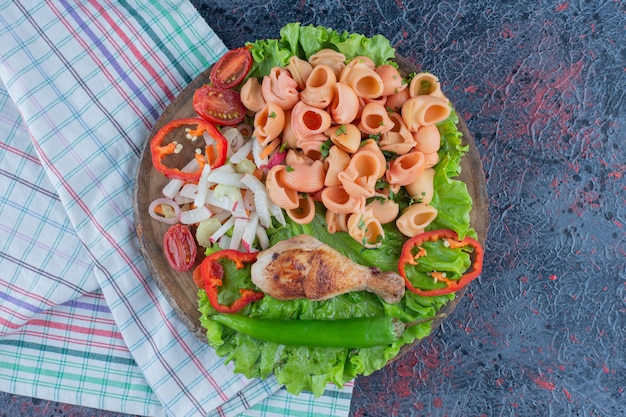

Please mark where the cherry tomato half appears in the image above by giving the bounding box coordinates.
[210,47,253,89]
[163,224,197,272]
[193,84,246,126]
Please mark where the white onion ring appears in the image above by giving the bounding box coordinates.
[148,198,180,224]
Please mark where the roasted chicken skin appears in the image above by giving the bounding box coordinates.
[251,234,405,304]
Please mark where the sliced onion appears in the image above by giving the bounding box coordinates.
[221,126,245,152]
[229,139,253,163]
[206,189,234,212]
[212,164,236,174]
[149,198,180,224]
[179,205,212,224]
[173,195,194,205]
[178,183,198,199]
[207,171,245,188]
[236,123,252,139]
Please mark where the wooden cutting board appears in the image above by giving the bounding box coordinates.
[133,53,490,347]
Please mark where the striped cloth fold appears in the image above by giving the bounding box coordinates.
[0,1,353,416]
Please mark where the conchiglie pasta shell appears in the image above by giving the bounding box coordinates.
[324,145,351,187]
[290,101,332,141]
[286,149,315,166]
[385,87,410,112]
[296,134,327,161]
[405,168,435,204]
[423,151,440,168]
[330,83,359,124]
[286,193,316,225]
[341,62,384,99]
[363,95,387,107]
[413,124,441,154]
[295,132,327,150]
[286,55,313,90]
[401,95,451,130]
[338,147,384,198]
[375,64,407,97]
[347,207,385,248]
[346,143,385,179]
[386,151,426,186]
[300,64,337,109]
[308,48,346,78]
[396,203,438,237]
[379,131,415,155]
[326,123,361,153]
[240,77,265,113]
[281,110,298,149]
[409,72,446,99]
[366,198,400,224]
[379,112,416,155]
[340,174,377,198]
[326,210,349,234]
[280,160,325,193]
[345,56,375,72]
[321,185,366,214]
[265,165,299,210]
[262,67,299,110]
[358,102,394,135]
[358,139,387,178]
[253,102,285,146]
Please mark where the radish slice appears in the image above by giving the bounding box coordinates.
[229,217,248,250]
[252,136,268,168]
[210,216,235,243]
[241,212,259,252]
[179,205,212,224]
[241,173,272,228]
[256,226,269,250]
[162,159,200,199]
[218,235,231,250]
[194,164,212,208]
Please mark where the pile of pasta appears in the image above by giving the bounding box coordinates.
[240,49,452,248]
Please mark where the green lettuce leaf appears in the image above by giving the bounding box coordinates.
[245,22,396,79]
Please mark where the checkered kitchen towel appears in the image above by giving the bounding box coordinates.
[0,1,353,416]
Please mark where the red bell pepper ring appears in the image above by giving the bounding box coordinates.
[200,249,264,313]
[398,229,484,297]
[150,117,228,181]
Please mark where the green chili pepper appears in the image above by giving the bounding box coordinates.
[210,314,446,348]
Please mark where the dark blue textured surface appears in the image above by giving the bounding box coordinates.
[3,1,624,416]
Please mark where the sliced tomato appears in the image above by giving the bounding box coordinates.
[193,84,246,126]
[210,47,253,89]
[163,224,197,272]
